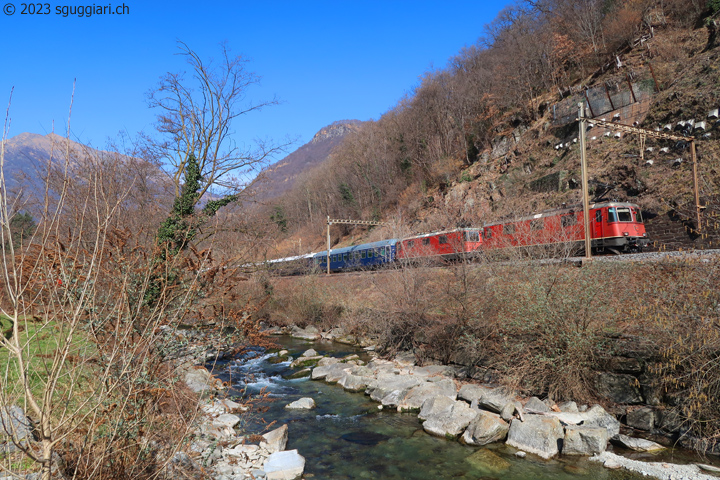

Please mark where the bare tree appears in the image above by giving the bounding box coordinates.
[1,98,203,480]
[145,41,289,202]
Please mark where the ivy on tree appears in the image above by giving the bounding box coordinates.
[148,153,236,305]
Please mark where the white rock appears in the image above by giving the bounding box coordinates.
[285,398,316,410]
[214,413,241,429]
[261,425,289,453]
[264,450,305,480]
[611,434,665,452]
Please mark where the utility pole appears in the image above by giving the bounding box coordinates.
[578,103,593,260]
[326,217,387,275]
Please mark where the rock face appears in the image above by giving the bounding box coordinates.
[421,400,479,438]
[562,426,608,455]
[461,411,509,446]
[626,407,655,431]
[506,415,564,459]
[595,372,643,404]
[264,449,305,480]
[285,398,316,410]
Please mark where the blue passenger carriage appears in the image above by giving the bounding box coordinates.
[313,239,398,272]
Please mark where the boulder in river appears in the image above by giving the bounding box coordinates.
[562,425,608,455]
[418,395,456,421]
[397,378,457,412]
[289,325,321,341]
[421,400,479,438]
[506,414,564,459]
[465,449,512,474]
[338,366,375,392]
[366,373,424,403]
[458,384,515,414]
[461,410,509,446]
[611,433,666,452]
[285,398,316,410]
[264,449,305,480]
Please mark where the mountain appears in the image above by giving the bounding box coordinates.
[0,132,118,193]
[1,132,69,188]
[251,120,362,202]
[1,132,170,210]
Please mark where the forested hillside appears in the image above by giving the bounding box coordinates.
[262,0,720,255]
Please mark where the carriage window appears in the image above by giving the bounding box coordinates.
[561,215,578,228]
[422,238,430,245]
[617,207,632,222]
[361,250,366,259]
[607,208,618,223]
[343,253,348,261]
[530,219,544,231]
[595,210,602,223]
[439,236,449,244]
[503,224,516,235]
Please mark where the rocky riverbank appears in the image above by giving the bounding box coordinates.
[275,332,720,480]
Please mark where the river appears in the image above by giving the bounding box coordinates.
[209,336,704,480]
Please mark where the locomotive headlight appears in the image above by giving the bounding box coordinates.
[624,232,629,236]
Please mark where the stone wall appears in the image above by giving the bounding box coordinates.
[644,201,720,251]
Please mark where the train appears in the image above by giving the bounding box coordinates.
[267,201,649,274]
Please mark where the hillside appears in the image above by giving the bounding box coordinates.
[263,3,720,255]
[250,120,363,202]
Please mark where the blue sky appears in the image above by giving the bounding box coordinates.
[1,1,511,157]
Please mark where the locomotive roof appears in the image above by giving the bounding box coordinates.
[483,201,641,227]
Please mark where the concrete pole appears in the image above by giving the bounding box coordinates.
[691,140,702,232]
[579,103,592,260]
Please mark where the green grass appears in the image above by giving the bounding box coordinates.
[1,314,96,410]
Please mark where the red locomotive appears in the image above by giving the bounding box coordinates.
[396,228,483,261]
[481,202,649,254]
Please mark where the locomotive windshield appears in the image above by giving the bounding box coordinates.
[617,207,632,222]
[608,207,634,222]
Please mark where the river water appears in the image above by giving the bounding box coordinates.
[210,337,696,480]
